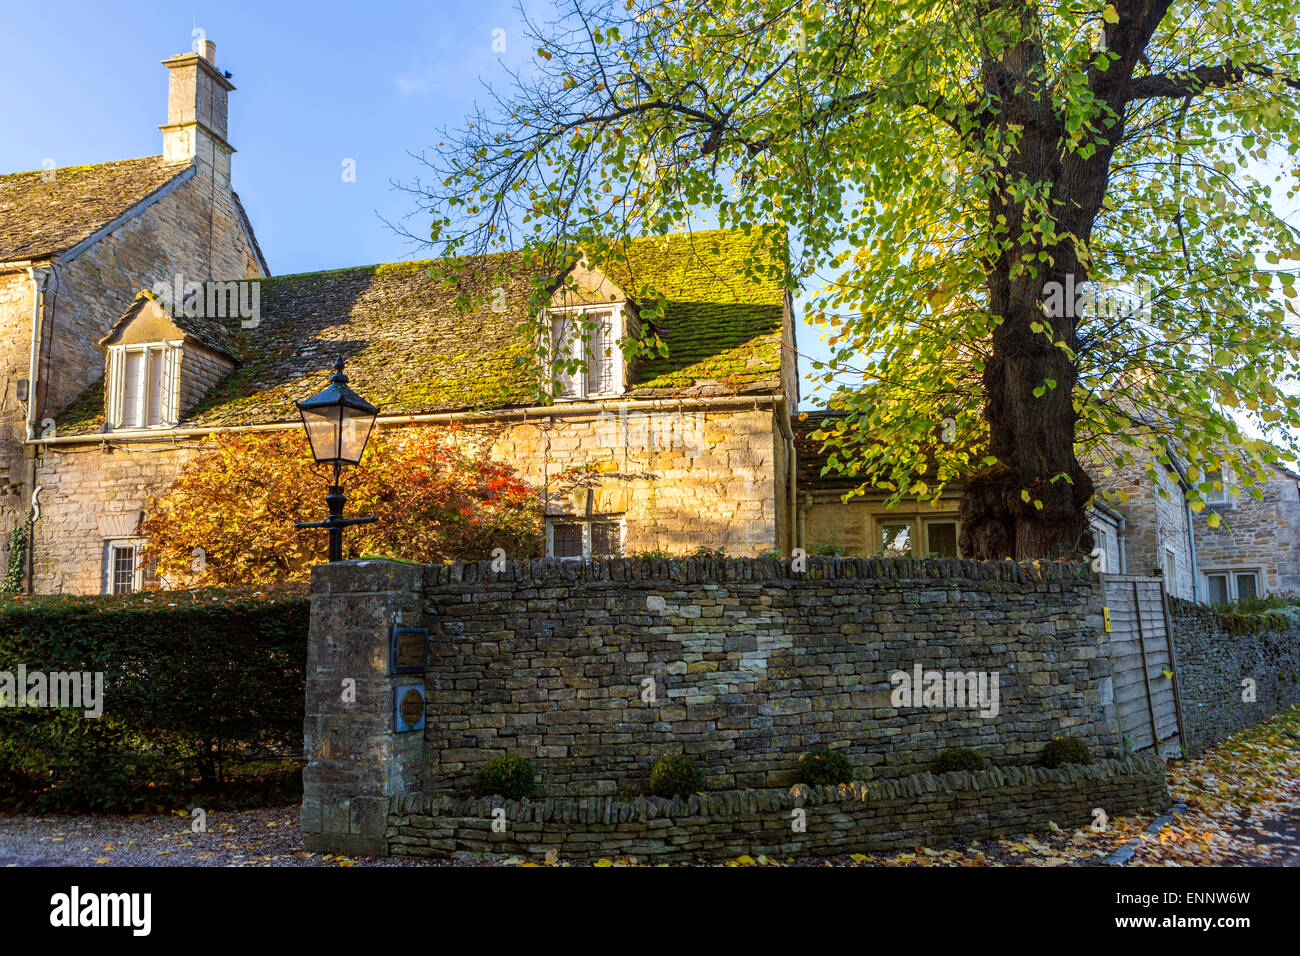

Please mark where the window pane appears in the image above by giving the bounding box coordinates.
[111,545,136,594]
[1205,468,1228,503]
[1206,574,1229,605]
[551,315,577,397]
[122,352,143,426]
[1235,573,1258,601]
[877,521,913,557]
[147,348,166,426]
[925,521,958,557]
[552,523,583,558]
[591,521,620,556]
[586,311,614,395]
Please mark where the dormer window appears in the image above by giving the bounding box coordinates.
[548,306,623,399]
[107,343,179,429]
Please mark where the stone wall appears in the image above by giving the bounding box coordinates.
[1193,467,1300,597]
[29,404,785,593]
[1169,598,1300,752]
[299,557,1153,857]
[387,755,1168,862]
[417,557,1117,796]
[1090,444,1195,600]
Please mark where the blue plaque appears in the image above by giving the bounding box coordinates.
[391,626,428,674]
[395,684,426,732]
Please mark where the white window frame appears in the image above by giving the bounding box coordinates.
[873,515,961,558]
[107,341,181,429]
[103,538,144,594]
[545,516,625,559]
[546,305,624,400]
[1202,568,1263,604]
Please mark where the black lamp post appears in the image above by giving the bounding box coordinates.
[295,355,379,562]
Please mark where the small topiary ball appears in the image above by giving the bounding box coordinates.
[932,748,986,773]
[649,753,705,798]
[473,754,536,800]
[798,748,853,786]
[1040,737,1092,768]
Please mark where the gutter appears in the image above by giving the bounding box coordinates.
[28,393,788,447]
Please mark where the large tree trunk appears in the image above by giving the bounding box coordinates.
[958,19,1105,561]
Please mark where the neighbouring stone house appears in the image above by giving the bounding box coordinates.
[0,39,266,584]
[794,410,1300,603]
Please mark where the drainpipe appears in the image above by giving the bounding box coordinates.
[25,484,42,595]
[1185,501,1199,603]
[774,397,798,553]
[25,265,48,440]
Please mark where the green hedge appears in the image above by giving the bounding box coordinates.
[0,587,309,811]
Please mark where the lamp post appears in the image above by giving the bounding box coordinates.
[295,355,379,562]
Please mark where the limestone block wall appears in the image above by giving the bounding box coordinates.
[0,273,34,528]
[1090,446,1194,600]
[1169,598,1300,752]
[29,438,204,594]
[38,166,262,427]
[1193,469,1300,596]
[28,404,784,593]
[415,557,1116,797]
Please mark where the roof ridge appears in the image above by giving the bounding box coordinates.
[0,154,170,181]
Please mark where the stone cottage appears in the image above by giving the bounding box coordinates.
[26,225,798,593]
[794,411,1300,603]
[0,39,265,583]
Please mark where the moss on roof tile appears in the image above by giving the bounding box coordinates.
[51,227,788,435]
[0,156,186,261]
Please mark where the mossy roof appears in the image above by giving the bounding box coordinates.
[54,227,787,435]
[0,156,186,261]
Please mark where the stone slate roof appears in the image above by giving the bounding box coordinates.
[0,156,185,261]
[54,227,787,435]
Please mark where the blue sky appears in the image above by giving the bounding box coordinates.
[1,2,1295,427]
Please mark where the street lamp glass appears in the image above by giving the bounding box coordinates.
[295,357,379,466]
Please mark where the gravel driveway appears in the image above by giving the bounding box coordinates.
[0,806,488,867]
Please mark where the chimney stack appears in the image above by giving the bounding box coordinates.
[160,39,235,180]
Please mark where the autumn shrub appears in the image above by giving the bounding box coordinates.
[139,427,544,587]
[473,754,536,800]
[0,587,308,811]
[649,753,705,798]
[797,748,853,786]
[1039,737,1092,768]
[933,748,986,773]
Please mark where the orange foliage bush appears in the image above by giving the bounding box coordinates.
[139,428,543,586]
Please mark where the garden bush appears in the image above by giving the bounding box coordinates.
[1039,737,1092,768]
[649,753,704,798]
[933,748,986,773]
[797,748,853,786]
[0,587,308,811]
[473,754,536,799]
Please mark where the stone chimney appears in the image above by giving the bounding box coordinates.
[159,40,236,181]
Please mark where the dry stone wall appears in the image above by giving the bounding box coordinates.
[1169,598,1300,752]
[419,556,1119,796]
[300,557,1170,859]
[387,755,1167,862]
